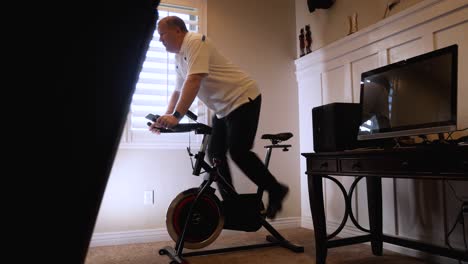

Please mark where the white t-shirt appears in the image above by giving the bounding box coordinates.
[174,32,260,118]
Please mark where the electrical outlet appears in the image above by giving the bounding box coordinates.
[144,190,154,205]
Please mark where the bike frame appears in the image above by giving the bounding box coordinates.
[148,113,303,263]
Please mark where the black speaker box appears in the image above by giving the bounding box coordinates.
[312,102,361,152]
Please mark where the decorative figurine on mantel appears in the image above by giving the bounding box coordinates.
[305,24,312,54]
[383,0,401,19]
[347,12,358,35]
[299,28,305,57]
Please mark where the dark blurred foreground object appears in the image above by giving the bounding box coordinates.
[307,0,335,12]
[52,0,160,262]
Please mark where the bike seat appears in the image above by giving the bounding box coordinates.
[261,132,293,142]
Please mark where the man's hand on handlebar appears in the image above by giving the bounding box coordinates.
[149,114,180,134]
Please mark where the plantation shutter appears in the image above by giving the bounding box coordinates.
[122,2,207,148]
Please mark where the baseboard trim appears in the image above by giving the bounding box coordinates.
[89,228,171,247]
[265,217,302,230]
[301,216,313,230]
[382,243,462,264]
[299,217,462,264]
[90,217,302,247]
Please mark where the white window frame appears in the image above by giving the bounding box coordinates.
[120,0,208,149]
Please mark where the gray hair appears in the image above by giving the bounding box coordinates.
[160,16,188,32]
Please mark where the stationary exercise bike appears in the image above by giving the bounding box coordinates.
[146,111,304,264]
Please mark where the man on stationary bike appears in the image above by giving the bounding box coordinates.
[149,15,288,219]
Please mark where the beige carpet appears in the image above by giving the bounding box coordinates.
[85,227,438,264]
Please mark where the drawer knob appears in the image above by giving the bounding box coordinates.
[320,162,328,169]
[352,162,361,170]
[401,161,409,169]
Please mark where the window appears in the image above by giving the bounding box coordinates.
[120,0,207,149]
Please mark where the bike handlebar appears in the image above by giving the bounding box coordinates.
[146,111,212,135]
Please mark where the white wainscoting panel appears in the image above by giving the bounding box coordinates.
[295,0,468,262]
[351,53,380,103]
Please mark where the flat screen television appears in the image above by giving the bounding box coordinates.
[357,44,458,141]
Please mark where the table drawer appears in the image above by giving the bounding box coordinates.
[308,159,338,173]
[340,158,420,173]
[438,157,468,174]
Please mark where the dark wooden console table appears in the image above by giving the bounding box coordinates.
[302,145,468,264]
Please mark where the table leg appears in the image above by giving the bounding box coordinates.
[308,173,327,264]
[366,176,383,256]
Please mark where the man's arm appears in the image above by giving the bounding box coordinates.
[151,73,206,129]
[165,91,180,114]
[173,73,206,116]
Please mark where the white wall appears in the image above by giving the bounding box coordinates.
[206,0,300,219]
[294,0,425,55]
[91,0,300,244]
[295,0,468,263]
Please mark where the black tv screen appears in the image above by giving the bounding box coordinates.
[357,44,458,141]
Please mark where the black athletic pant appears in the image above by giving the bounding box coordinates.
[208,95,278,199]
